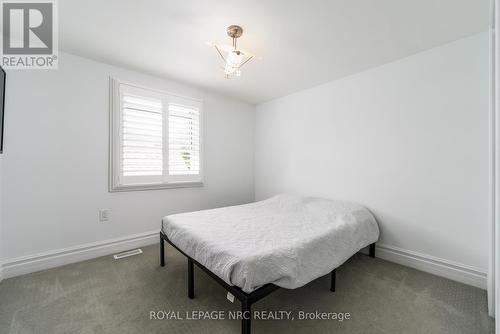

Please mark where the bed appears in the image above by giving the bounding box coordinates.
[160,194,379,334]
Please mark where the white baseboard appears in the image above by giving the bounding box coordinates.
[370,243,487,289]
[0,233,487,291]
[0,230,159,281]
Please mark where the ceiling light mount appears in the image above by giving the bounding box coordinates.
[226,25,243,39]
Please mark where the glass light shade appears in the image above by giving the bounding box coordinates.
[227,50,243,66]
[212,43,254,78]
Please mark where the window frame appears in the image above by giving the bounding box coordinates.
[109,77,204,192]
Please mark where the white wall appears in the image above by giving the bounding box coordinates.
[1,52,255,260]
[0,33,490,288]
[256,33,490,277]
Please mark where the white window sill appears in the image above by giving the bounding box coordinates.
[109,181,203,192]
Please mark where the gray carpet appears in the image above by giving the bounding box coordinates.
[0,244,494,334]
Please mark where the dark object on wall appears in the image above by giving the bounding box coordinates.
[0,67,5,153]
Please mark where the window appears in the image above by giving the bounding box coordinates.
[109,78,203,191]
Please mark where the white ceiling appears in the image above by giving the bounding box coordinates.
[60,0,490,104]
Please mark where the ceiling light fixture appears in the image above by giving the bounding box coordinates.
[210,25,255,79]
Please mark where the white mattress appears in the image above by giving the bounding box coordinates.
[162,194,379,293]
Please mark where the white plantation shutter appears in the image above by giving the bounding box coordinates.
[121,95,163,177]
[168,104,200,176]
[110,78,203,191]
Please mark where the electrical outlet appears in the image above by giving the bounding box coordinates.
[99,209,110,223]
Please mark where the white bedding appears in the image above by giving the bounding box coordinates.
[162,194,379,293]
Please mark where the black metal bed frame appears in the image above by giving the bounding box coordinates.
[160,231,375,334]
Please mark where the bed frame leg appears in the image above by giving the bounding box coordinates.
[188,259,194,299]
[242,299,251,334]
[160,232,165,267]
[330,269,336,292]
[369,243,376,258]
